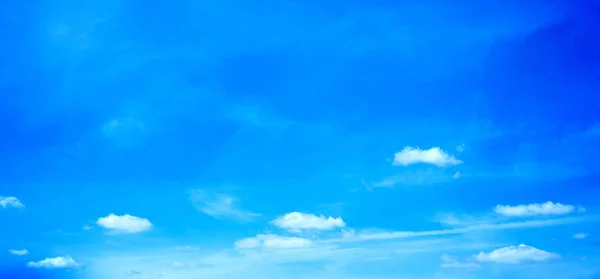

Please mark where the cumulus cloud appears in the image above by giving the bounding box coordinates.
[440,255,481,270]
[96,213,152,234]
[235,234,314,249]
[573,233,588,239]
[189,190,260,222]
[494,202,577,217]
[392,147,462,167]
[9,249,29,256]
[272,212,346,232]
[27,256,79,269]
[475,244,559,264]
[0,196,25,209]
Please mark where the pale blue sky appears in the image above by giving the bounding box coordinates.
[1,0,600,278]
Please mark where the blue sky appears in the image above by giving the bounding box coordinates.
[1,0,600,278]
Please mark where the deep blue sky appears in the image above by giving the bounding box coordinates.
[1,0,600,278]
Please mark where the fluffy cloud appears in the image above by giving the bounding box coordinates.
[235,234,314,249]
[494,202,577,217]
[440,255,481,270]
[9,249,29,256]
[392,147,462,167]
[272,212,346,232]
[573,233,588,239]
[0,196,25,209]
[96,213,152,234]
[475,244,559,264]
[27,256,79,269]
[189,190,260,222]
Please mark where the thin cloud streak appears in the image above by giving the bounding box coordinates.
[325,215,599,243]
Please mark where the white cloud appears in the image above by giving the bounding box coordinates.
[0,196,25,209]
[392,147,462,167]
[96,213,152,234]
[453,172,461,179]
[27,256,79,269]
[235,234,314,249]
[494,202,577,217]
[9,249,29,256]
[329,215,593,243]
[440,254,481,270]
[475,244,559,264]
[573,233,588,239]
[83,225,93,230]
[272,212,346,232]
[189,190,260,222]
[456,144,465,152]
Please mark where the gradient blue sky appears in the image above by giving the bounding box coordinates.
[1,0,600,278]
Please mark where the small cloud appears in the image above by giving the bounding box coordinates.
[573,233,588,239]
[27,256,80,269]
[456,144,465,152]
[494,202,577,217]
[440,254,481,270]
[271,212,345,232]
[9,249,29,256]
[392,147,462,167]
[0,196,25,209]
[83,225,93,230]
[96,213,152,234]
[475,244,559,264]
[189,190,260,222]
[235,234,314,249]
[453,172,461,179]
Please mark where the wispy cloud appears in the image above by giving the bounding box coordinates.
[392,147,462,167]
[573,233,588,239]
[189,190,260,222]
[440,254,481,270]
[0,196,25,209]
[9,249,29,256]
[330,215,597,243]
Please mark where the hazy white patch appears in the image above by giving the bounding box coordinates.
[573,233,588,239]
[9,249,29,256]
[393,147,462,167]
[440,254,481,270]
[189,190,260,222]
[0,196,25,209]
[235,234,314,249]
